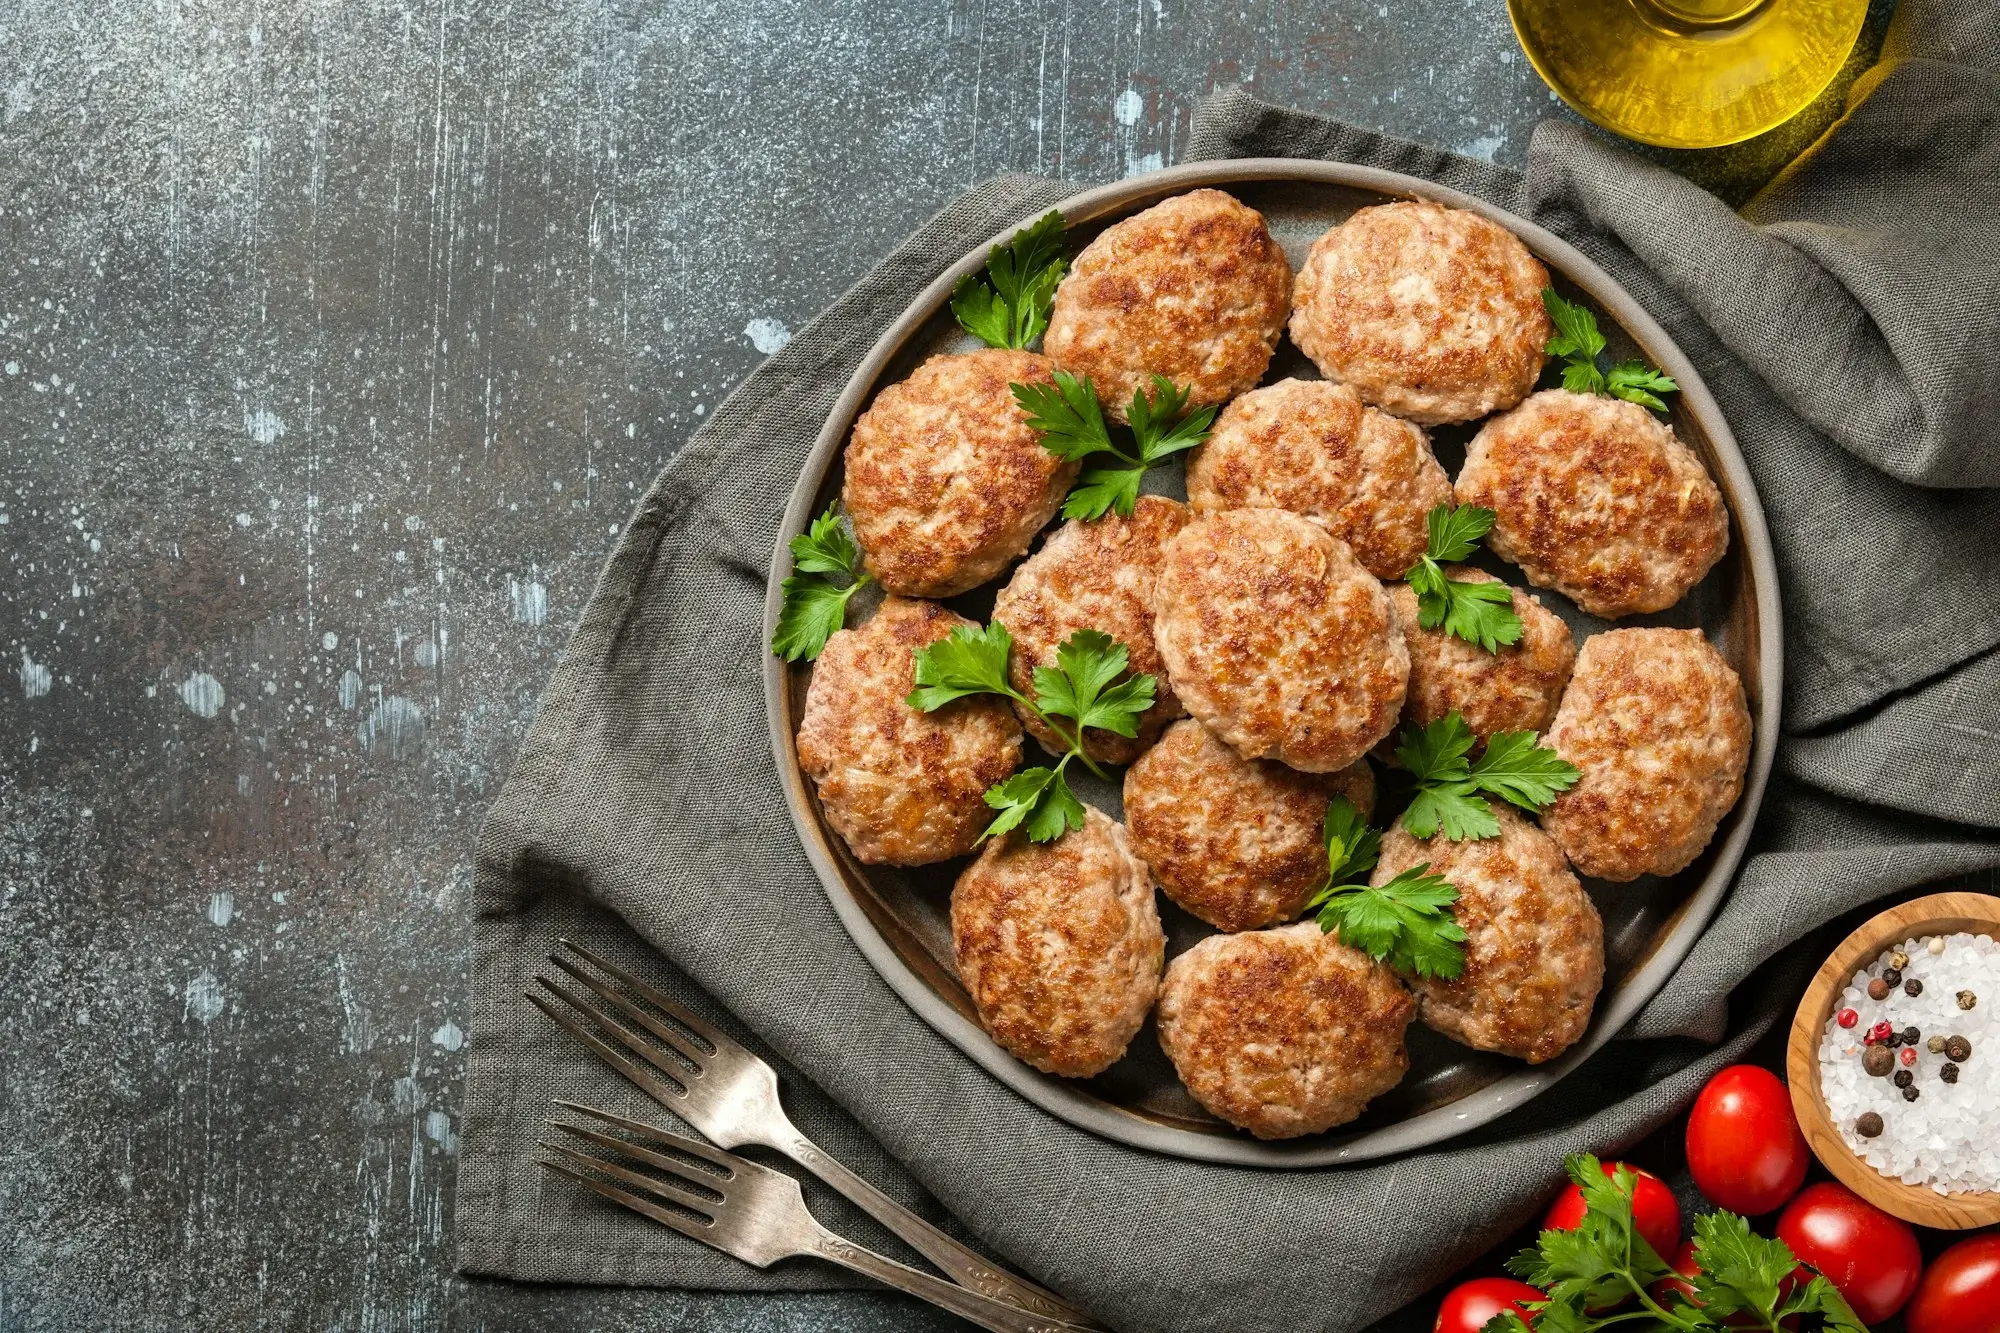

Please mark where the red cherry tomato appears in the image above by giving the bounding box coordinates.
[1544,1160,1681,1260]
[1905,1233,2000,1333]
[1434,1277,1542,1333]
[1685,1065,1809,1215]
[1776,1182,1922,1324]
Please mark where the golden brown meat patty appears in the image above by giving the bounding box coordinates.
[1153,508,1408,773]
[842,349,1078,598]
[1376,807,1603,1064]
[796,598,1024,866]
[950,807,1164,1078]
[1185,378,1450,580]
[1124,719,1375,932]
[1542,628,1752,882]
[1156,922,1413,1139]
[1456,390,1730,618]
[1043,189,1292,421]
[1289,200,1550,426]
[990,496,1188,766]
[1389,568,1576,740]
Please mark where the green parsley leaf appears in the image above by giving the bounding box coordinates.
[952,210,1068,350]
[980,764,1086,843]
[772,504,873,662]
[1126,373,1219,466]
[1013,372,1121,465]
[1606,361,1680,412]
[1401,782,1503,842]
[1471,730,1581,811]
[1321,796,1381,887]
[1309,798,1465,980]
[1779,1274,1869,1333]
[1543,287,1677,412]
[1404,504,1523,654]
[1394,713,1477,787]
[1032,629,1157,739]
[906,621,1021,711]
[1689,1210,1798,1324]
[1061,465,1146,522]
[1426,502,1498,563]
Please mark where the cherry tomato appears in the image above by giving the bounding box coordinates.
[1776,1182,1922,1324]
[1544,1160,1681,1260]
[1685,1065,1809,1215]
[1905,1233,2000,1333]
[1434,1277,1542,1333]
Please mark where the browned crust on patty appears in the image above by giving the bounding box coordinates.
[796,598,1024,866]
[1389,568,1577,740]
[842,349,1078,598]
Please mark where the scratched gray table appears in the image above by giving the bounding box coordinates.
[0,2,1891,1329]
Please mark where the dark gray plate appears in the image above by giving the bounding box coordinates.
[762,160,1782,1166]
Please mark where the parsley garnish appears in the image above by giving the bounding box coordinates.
[1012,371,1218,520]
[1307,797,1467,980]
[1486,1156,1869,1333]
[952,211,1068,351]
[1405,503,1523,654]
[772,503,873,663]
[1542,288,1681,411]
[908,623,1155,843]
[1394,712,1580,841]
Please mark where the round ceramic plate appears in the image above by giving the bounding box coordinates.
[763,160,1782,1166]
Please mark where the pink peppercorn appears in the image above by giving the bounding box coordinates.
[1866,1020,1895,1045]
[1837,1008,1860,1028]
[1899,1046,1918,1067]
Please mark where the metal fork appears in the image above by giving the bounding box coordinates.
[540,1104,1091,1333]
[526,939,1099,1330]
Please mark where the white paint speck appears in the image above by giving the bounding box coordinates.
[413,639,438,668]
[1456,135,1506,162]
[243,407,286,444]
[184,970,225,1024]
[3,361,16,376]
[744,317,792,355]
[321,631,338,651]
[425,1110,459,1153]
[1113,88,1144,126]
[431,1020,464,1051]
[337,669,362,711]
[508,577,547,626]
[19,648,51,699]
[357,695,425,760]
[179,671,224,718]
[207,892,234,927]
[235,512,253,527]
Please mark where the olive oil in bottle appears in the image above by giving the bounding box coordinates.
[1507,0,1869,149]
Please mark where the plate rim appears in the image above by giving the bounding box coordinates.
[761,157,1784,1167]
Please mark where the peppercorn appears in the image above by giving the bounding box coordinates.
[1886,1030,1902,1048]
[1930,936,1947,955]
[1904,1025,1922,1044]
[1885,967,1904,987]
[1866,1020,1894,1045]
[1900,1046,1919,1067]
[1959,990,1978,1010]
[1868,978,1891,1001]
[1894,1069,1914,1088]
[1942,1063,1961,1084]
[1946,1035,1973,1062]
[1857,1111,1885,1137]
[1904,1085,1922,1102]
[1864,1045,1895,1076]
[1892,950,1911,970]
[1906,977,1924,997]
[1930,1035,1949,1054]
[1837,1008,1859,1028]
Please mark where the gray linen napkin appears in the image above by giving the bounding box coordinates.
[456,3,2000,1327]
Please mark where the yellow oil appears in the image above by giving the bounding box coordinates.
[1508,0,1869,149]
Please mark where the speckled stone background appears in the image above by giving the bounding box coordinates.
[0,2,1893,1329]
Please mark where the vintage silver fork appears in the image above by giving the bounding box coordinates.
[526,939,1099,1330]
[540,1104,1092,1333]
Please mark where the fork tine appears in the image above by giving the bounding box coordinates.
[557,938,732,1053]
[538,1157,733,1254]
[540,1136,726,1212]
[552,1100,746,1174]
[547,1122,735,1198]
[545,952,714,1070]
[525,987,688,1110]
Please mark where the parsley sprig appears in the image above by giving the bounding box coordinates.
[1486,1156,1869,1333]
[772,504,874,662]
[908,623,1155,843]
[1012,371,1218,520]
[1542,289,1681,411]
[1308,797,1467,980]
[952,211,1068,351]
[1406,503,1523,654]
[1395,712,1580,841]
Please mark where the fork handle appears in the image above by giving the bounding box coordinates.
[774,1131,1102,1330]
[809,1228,1094,1333]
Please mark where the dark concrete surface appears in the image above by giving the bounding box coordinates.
[0,2,1892,1330]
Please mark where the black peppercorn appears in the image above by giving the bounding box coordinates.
[1903,1085,1921,1102]
[1904,1026,1922,1044]
[1864,1045,1895,1077]
[1942,1063,1961,1084]
[1886,1030,1902,1047]
[1906,978,1925,997]
[1946,1035,1973,1062]
[1884,967,1903,987]
[1894,1069,1914,1088]
[1857,1111,1885,1138]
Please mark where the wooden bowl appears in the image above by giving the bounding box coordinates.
[1787,891,2000,1228]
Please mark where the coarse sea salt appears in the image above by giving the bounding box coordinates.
[1819,931,2000,1195]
